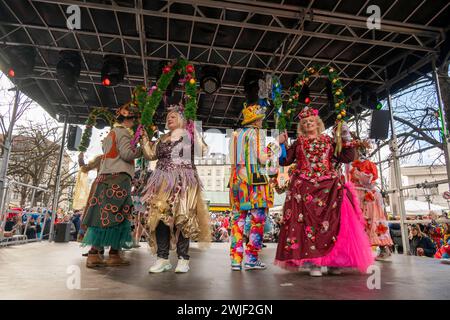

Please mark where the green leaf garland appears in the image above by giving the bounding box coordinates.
[78,107,115,152]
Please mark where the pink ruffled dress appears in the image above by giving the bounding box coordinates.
[275,135,374,273]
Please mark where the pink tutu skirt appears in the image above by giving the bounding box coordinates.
[275,182,374,273]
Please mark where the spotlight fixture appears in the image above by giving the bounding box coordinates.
[6,46,36,79]
[56,50,81,87]
[200,65,221,94]
[299,84,311,105]
[368,92,383,110]
[101,55,125,87]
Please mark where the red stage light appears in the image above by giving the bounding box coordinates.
[304,97,311,104]
[102,78,111,86]
[8,68,15,77]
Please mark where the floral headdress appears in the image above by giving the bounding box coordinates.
[115,102,140,119]
[167,103,185,119]
[298,106,319,120]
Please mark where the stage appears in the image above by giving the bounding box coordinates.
[0,242,448,300]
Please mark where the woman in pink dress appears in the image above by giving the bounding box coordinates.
[275,107,374,276]
[350,153,394,261]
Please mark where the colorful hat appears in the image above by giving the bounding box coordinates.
[298,106,319,120]
[115,102,140,119]
[241,103,266,125]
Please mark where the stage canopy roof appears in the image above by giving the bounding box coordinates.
[0,0,449,130]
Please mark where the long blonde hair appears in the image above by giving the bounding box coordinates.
[297,115,325,137]
[165,111,186,131]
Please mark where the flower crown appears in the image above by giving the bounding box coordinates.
[167,103,185,118]
[298,107,319,120]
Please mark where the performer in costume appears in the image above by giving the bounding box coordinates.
[275,107,374,276]
[141,104,211,274]
[350,141,394,261]
[228,103,274,271]
[82,103,142,268]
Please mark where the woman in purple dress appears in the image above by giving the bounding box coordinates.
[275,107,374,276]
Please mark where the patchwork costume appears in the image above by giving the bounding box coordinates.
[229,103,274,270]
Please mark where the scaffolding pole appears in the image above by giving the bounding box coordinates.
[48,114,68,242]
[0,87,19,235]
[386,90,410,255]
[432,58,450,191]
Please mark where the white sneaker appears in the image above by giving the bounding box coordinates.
[328,267,342,275]
[244,260,267,270]
[175,258,190,273]
[309,266,323,277]
[148,258,172,273]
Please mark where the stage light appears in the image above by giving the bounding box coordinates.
[367,92,383,110]
[200,65,221,94]
[5,46,36,78]
[101,55,125,87]
[56,50,81,88]
[299,84,311,104]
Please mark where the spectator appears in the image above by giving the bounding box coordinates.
[409,224,436,257]
[25,217,40,240]
[63,215,77,241]
[4,217,15,232]
[72,210,82,239]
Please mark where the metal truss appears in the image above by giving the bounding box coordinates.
[0,0,447,127]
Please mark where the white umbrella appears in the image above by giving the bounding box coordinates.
[385,199,447,215]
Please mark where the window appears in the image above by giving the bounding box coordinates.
[216,180,221,188]
[207,180,212,188]
[207,169,212,176]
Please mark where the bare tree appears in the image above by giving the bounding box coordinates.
[6,116,75,208]
[0,73,33,149]
[355,68,450,166]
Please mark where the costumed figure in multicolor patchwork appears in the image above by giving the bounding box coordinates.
[82,103,142,268]
[275,107,374,276]
[350,139,394,261]
[141,104,211,274]
[228,103,274,271]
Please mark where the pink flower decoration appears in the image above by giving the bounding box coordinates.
[306,194,313,202]
[148,85,157,95]
[312,109,319,116]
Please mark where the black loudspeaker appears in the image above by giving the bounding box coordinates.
[54,223,71,242]
[369,110,390,140]
[67,125,82,151]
